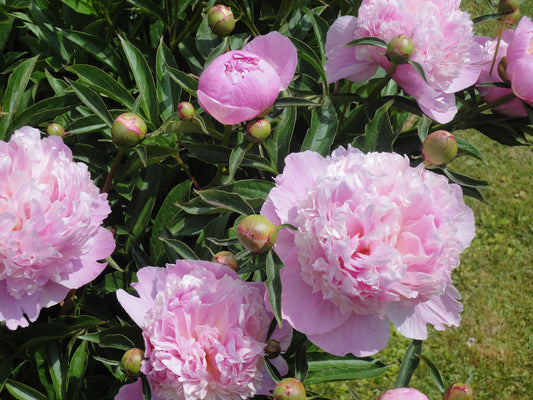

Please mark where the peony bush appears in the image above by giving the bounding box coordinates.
[0,1,531,400]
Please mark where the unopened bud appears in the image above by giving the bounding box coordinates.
[177,102,195,121]
[498,0,520,15]
[386,34,414,65]
[265,339,281,359]
[111,113,147,147]
[236,215,277,254]
[422,130,458,166]
[211,251,238,271]
[444,383,475,400]
[120,348,144,377]
[207,5,235,36]
[246,119,271,143]
[501,8,520,26]
[47,123,66,138]
[273,378,306,400]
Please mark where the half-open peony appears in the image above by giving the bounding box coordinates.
[197,31,297,125]
[377,388,429,400]
[324,0,482,123]
[261,146,475,357]
[115,260,291,400]
[0,126,114,330]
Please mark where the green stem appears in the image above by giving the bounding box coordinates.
[170,4,203,52]
[102,147,126,193]
[395,339,423,388]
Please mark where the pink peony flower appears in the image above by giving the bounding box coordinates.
[377,388,429,400]
[0,126,114,330]
[115,260,291,400]
[197,31,297,125]
[324,0,482,123]
[261,146,475,357]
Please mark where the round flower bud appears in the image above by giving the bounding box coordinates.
[444,383,475,400]
[422,130,458,166]
[386,34,415,65]
[111,113,147,147]
[120,348,144,378]
[501,8,520,26]
[236,215,278,254]
[211,251,238,271]
[207,5,235,36]
[47,122,66,138]
[246,119,271,143]
[177,101,195,121]
[273,378,306,400]
[264,339,281,359]
[497,57,510,84]
[498,0,520,14]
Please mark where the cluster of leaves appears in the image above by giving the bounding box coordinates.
[0,0,530,399]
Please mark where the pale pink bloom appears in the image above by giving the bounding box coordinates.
[0,127,114,330]
[261,146,475,357]
[475,29,525,117]
[115,260,291,400]
[197,31,297,125]
[325,0,482,123]
[505,17,533,108]
[377,388,429,400]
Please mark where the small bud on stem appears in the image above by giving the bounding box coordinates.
[273,378,306,400]
[111,113,147,148]
[211,251,238,271]
[422,130,458,167]
[120,348,145,377]
[207,5,235,36]
[386,34,415,65]
[236,215,278,254]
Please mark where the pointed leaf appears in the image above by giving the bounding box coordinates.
[166,65,199,97]
[159,237,200,260]
[395,339,423,388]
[195,189,255,216]
[301,96,338,155]
[68,79,114,128]
[354,100,398,152]
[67,341,89,400]
[417,354,445,393]
[5,380,48,400]
[224,142,250,185]
[265,251,284,328]
[345,36,387,49]
[156,39,181,119]
[126,0,167,21]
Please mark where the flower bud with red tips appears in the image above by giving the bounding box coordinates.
[211,251,238,271]
[47,123,66,138]
[207,5,235,36]
[264,339,281,359]
[273,378,306,400]
[120,348,144,377]
[177,102,195,121]
[246,118,271,143]
[386,34,415,65]
[237,215,277,254]
[498,0,520,14]
[422,130,458,166]
[111,113,147,147]
[444,383,475,400]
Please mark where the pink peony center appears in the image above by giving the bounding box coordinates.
[224,54,262,85]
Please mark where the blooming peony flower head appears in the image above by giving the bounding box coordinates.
[115,260,292,400]
[0,127,115,330]
[197,31,297,125]
[324,0,482,123]
[261,146,475,357]
[377,388,429,400]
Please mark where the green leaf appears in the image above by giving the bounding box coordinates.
[47,341,66,400]
[395,339,423,388]
[126,0,167,21]
[289,35,327,84]
[354,100,398,152]
[345,36,388,49]
[205,36,230,67]
[67,341,89,400]
[159,237,200,260]
[417,354,445,393]
[119,35,159,124]
[99,334,136,350]
[295,344,309,384]
[68,79,114,128]
[416,115,432,142]
[67,64,135,110]
[0,55,38,139]
[224,142,250,185]
[5,380,48,400]
[301,96,338,155]
[456,137,488,164]
[34,348,54,399]
[195,189,255,216]
[273,97,320,108]
[61,0,97,15]
[265,251,284,328]
[166,65,199,97]
[141,375,152,400]
[443,168,490,189]
[156,39,181,120]
[408,60,429,84]
[472,13,501,24]
[305,353,390,385]
[272,106,296,172]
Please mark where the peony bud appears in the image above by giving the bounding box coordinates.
[236,215,277,254]
[422,130,458,166]
[47,123,66,138]
[177,101,195,121]
[120,348,144,377]
[498,0,520,15]
[386,34,415,65]
[111,113,147,147]
[501,8,520,26]
[245,119,271,143]
[264,339,281,359]
[207,5,235,36]
[273,378,306,400]
[444,383,475,400]
[211,251,238,271]
[497,57,509,84]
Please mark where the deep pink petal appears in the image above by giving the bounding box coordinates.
[243,31,297,90]
[197,90,262,125]
[115,380,143,400]
[509,59,533,104]
[307,313,390,357]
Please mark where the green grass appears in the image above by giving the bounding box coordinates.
[310,3,533,399]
